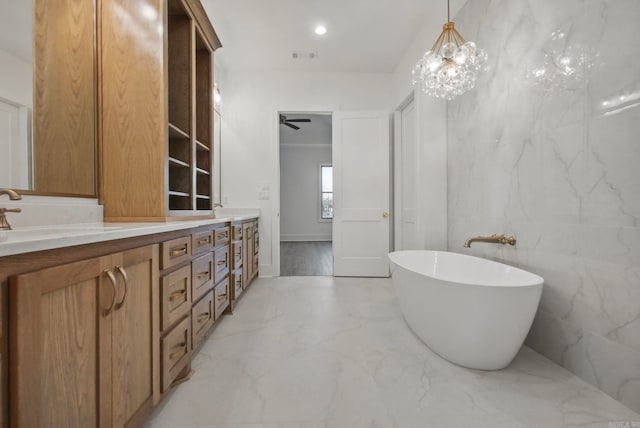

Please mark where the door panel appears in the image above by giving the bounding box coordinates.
[112,245,158,427]
[333,110,390,277]
[10,255,113,428]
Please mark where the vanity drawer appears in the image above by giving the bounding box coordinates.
[232,271,243,300]
[231,240,243,270]
[192,230,214,256]
[214,277,230,319]
[232,223,243,240]
[191,290,215,350]
[160,265,191,332]
[214,245,229,285]
[191,252,214,302]
[244,223,253,240]
[161,236,191,269]
[213,226,230,247]
[161,317,191,392]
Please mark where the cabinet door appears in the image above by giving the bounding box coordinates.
[9,254,115,428]
[111,245,159,427]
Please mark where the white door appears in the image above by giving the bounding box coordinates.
[333,110,390,277]
[394,96,420,250]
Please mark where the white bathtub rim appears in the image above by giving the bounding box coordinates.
[388,250,544,288]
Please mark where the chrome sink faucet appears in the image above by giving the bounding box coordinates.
[464,234,516,248]
[0,188,22,230]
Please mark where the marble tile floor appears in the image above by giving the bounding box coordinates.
[147,277,640,428]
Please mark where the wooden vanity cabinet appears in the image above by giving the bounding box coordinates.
[8,244,159,428]
[229,222,243,307]
[242,220,259,289]
[100,0,222,221]
[158,222,231,391]
[209,224,230,321]
[1,217,256,427]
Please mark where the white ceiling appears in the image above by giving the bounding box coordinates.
[0,0,466,73]
[201,0,466,73]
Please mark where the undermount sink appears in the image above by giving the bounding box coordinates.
[0,226,123,242]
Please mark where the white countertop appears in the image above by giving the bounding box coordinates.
[0,214,258,258]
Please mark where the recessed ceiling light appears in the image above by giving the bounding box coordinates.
[315,25,327,36]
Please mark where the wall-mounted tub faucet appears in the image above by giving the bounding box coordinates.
[464,234,516,248]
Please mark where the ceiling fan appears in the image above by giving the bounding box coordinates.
[280,114,311,130]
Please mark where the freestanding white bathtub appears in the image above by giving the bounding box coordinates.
[388,250,543,370]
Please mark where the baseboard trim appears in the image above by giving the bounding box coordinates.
[280,235,332,242]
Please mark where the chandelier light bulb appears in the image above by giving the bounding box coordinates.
[413,0,487,100]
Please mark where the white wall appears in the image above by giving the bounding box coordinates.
[390,15,448,251]
[221,71,392,276]
[449,0,640,413]
[280,145,332,241]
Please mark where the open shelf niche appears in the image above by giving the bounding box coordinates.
[166,0,215,213]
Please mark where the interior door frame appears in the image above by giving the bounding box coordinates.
[393,90,419,251]
[272,106,336,278]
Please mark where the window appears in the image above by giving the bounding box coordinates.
[321,165,333,219]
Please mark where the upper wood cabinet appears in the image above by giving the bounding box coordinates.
[8,245,158,427]
[100,0,221,221]
[33,0,97,196]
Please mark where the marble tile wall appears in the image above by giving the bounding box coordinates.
[448,0,640,413]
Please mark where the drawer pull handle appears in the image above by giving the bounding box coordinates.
[217,292,227,301]
[217,260,227,266]
[197,271,210,279]
[169,342,187,360]
[103,269,118,316]
[197,238,210,245]
[170,246,188,257]
[217,231,228,240]
[169,289,187,301]
[197,312,211,323]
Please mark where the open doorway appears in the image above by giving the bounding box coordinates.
[279,112,333,276]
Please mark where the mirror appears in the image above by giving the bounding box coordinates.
[0,0,96,197]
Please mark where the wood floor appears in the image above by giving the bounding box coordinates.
[280,241,333,276]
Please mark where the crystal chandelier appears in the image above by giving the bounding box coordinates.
[412,0,487,100]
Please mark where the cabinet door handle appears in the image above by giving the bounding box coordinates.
[217,260,227,267]
[115,266,128,310]
[197,312,211,323]
[170,246,188,257]
[103,269,117,316]
[169,342,187,360]
[217,292,227,301]
[197,271,210,279]
[169,289,186,301]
